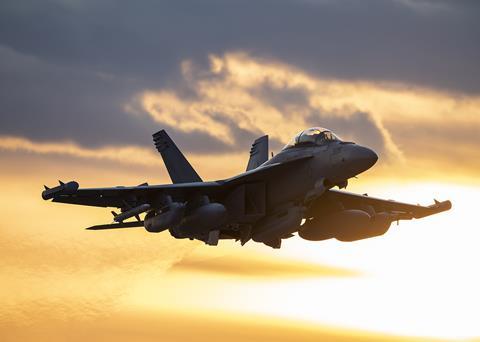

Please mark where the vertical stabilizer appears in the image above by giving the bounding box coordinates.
[246,135,269,171]
[153,130,202,183]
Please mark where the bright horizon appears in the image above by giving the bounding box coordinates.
[1,147,479,341]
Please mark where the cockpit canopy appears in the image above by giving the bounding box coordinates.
[283,127,341,150]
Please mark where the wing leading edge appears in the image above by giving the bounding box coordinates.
[49,181,222,208]
[323,189,452,220]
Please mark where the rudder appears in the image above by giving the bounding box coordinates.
[246,135,269,171]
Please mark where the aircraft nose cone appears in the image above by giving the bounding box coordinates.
[355,146,378,169]
[345,145,378,174]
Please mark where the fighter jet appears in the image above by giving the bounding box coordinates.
[42,127,451,248]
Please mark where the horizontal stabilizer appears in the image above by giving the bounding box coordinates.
[86,221,144,230]
[153,130,202,184]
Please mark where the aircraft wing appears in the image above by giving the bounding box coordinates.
[43,154,313,209]
[324,189,452,220]
[48,181,223,208]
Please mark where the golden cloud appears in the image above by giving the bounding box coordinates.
[170,252,358,278]
[0,135,162,167]
[1,53,479,184]
[137,52,480,180]
[1,309,441,342]
[0,135,249,181]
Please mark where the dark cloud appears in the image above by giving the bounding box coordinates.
[0,45,152,148]
[0,46,256,153]
[253,83,311,112]
[0,0,478,154]
[1,0,478,92]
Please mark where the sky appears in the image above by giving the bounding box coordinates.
[1,0,480,341]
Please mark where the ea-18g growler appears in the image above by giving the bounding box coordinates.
[42,127,451,248]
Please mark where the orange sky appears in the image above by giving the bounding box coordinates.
[1,53,480,342]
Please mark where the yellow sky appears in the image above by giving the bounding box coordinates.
[1,154,479,342]
[1,53,480,341]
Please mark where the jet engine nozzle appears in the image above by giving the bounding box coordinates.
[42,181,79,200]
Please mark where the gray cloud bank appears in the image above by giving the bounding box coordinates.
[0,0,478,154]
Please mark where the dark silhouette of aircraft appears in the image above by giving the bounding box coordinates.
[42,127,451,248]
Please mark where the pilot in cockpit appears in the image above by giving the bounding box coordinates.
[284,127,341,149]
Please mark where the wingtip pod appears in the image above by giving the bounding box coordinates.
[41,181,79,200]
[431,199,452,212]
[414,199,452,219]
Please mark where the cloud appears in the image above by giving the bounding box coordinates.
[1,0,479,94]
[0,135,163,167]
[170,252,358,278]
[0,174,192,325]
[0,45,242,154]
[0,44,156,147]
[394,0,460,13]
[1,0,479,162]
[0,226,190,326]
[383,119,480,178]
[1,309,442,342]
[138,53,399,158]
[3,47,480,181]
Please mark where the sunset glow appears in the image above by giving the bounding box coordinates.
[1,1,479,341]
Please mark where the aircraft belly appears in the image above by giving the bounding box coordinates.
[252,206,304,243]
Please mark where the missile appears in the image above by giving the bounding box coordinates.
[42,180,79,200]
[113,203,151,223]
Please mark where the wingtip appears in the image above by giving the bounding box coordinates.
[431,199,452,212]
[444,200,453,210]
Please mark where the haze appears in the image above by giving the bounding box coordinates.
[1,1,479,341]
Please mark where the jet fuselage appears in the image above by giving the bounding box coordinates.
[262,141,378,212]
